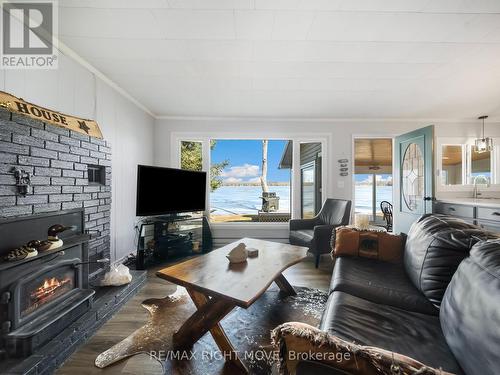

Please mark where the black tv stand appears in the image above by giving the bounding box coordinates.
[141,214,193,223]
[157,214,192,221]
[135,213,208,270]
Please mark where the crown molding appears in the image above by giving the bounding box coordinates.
[155,115,500,123]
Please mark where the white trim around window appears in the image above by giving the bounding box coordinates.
[171,132,331,227]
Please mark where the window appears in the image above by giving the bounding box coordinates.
[300,142,322,218]
[375,174,393,218]
[354,138,393,222]
[180,141,203,171]
[354,173,393,221]
[354,174,374,217]
[209,140,291,223]
[87,165,105,185]
[301,164,315,219]
[176,135,327,224]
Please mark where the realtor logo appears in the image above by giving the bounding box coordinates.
[1,0,58,69]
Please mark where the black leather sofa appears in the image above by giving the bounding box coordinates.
[296,214,500,375]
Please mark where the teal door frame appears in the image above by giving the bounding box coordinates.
[393,125,434,234]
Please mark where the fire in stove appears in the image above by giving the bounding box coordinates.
[30,276,72,304]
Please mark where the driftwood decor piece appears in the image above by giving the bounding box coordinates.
[94,286,328,374]
[0,90,103,138]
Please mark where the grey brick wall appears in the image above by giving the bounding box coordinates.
[0,108,111,277]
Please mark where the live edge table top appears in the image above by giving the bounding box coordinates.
[156,238,308,308]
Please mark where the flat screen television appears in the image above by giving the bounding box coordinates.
[136,165,207,216]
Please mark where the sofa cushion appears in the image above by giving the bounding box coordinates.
[404,214,496,309]
[289,229,313,247]
[330,256,437,315]
[440,240,500,375]
[320,291,463,374]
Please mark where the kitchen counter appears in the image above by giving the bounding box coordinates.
[435,198,500,232]
[436,197,500,208]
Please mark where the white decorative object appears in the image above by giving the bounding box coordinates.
[45,239,63,251]
[246,247,259,258]
[355,214,370,230]
[100,264,133,286]
[226,243,248,264]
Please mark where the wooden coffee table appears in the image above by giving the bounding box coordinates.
[156,238,308,373]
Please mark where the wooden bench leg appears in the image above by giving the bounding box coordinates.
[274,273,296,296]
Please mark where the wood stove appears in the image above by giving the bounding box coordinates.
[0,209,94,358]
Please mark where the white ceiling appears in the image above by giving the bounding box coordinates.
[59,0,500,119]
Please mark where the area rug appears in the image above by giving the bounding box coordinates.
[95,286,328,374]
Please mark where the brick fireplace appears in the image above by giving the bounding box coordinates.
[0,107,146,373]
[0,209,93,358]
[0,107,111,277]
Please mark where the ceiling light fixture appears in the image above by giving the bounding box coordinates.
[475,115,493,153]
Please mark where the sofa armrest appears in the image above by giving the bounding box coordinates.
[312,224,336,251]
[271,322,452,375]
[290,218,317,231]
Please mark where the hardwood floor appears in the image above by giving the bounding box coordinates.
[57,253,333,375]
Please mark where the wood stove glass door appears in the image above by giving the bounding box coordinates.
[20,268,75,318]
[9,259,81,329]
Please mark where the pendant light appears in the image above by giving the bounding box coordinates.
[474,115,493,153]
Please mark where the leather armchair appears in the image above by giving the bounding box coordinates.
[289,199,352,268]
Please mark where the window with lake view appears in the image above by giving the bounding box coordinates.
[354,174,393,220]
[209,140,292,223]
[354,138,393,222]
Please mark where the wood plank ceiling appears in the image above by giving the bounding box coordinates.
[354,138,392,172]
[58,1,500,118]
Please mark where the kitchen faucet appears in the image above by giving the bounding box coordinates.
[473,178,490,199]
[473,179,481,198]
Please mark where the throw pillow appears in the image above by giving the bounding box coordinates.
[333,227,404,263]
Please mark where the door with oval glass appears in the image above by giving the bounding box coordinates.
[394,125,434,234]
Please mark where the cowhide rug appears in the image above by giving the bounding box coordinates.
[95,286,328,374]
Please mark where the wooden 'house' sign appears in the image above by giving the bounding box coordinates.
[0,90,103,139]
